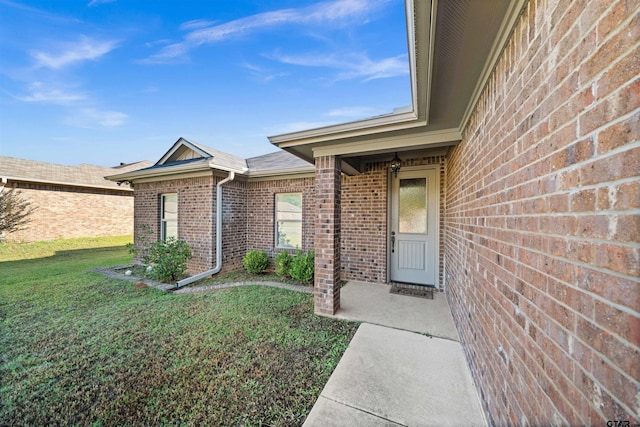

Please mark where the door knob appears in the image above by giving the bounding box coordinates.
[391,231,396,253]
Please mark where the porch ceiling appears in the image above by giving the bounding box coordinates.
[269,0,525,170]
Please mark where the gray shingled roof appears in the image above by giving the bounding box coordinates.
[246,150,313,173]
[106,139,314,182]
[0,156,152,190]
[188,141,248,172]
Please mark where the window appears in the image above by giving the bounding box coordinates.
[275,193,302,249]
[161,193,178,240]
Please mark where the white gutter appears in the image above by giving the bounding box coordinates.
[175,170,236,288]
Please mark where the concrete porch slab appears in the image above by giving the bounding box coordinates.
[304,323,486,427]
[332,281,459,341]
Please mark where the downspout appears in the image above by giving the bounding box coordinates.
[175,171,235,288]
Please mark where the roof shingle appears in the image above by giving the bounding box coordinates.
[0,156,152,190]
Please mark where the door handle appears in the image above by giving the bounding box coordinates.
[391,231,396,253]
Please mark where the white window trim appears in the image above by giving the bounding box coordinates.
[160,193,178,241]
[275,193,303,249]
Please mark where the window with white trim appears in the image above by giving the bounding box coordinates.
[161,193,178,240]
[275,193,302,249]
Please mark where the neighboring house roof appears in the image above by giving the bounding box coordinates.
[106,137,313,183]
[0,156,152,191]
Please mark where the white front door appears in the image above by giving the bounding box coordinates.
[390,167,438,286]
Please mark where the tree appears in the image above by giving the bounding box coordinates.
[0,187,36,236]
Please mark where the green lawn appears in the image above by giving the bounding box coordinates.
[0,237,358,426]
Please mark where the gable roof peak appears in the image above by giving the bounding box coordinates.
[156,137,248,173]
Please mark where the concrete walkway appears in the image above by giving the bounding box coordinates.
[304,281,486,426]
[332,281,459,340]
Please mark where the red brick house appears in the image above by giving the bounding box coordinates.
[108,0,639,424]
[0,156,151,242]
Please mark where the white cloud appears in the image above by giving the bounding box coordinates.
[144,0,390,63]
[16,82,86,104]
[65,108,128,128]
[241,62,289,82]
[87,0,116,6]
[31,36,118,69]
[269,51,408,81]
[180,19,216,31]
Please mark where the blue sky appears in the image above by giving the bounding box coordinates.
[0,0,410,167]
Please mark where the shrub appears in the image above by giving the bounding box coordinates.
[0,187,36,236]
[289,250,314,284]
[243,250,269,274]
[143,237,192,282]
[274,251,291,277]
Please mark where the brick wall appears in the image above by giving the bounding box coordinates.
[4,182,133,242]
[134,176,215,273]
[219,177,247,273]
[341,163,387,283]
[247,177,315,262]
[341,155,446,286]
[445,0,639,425]
[314,155,342,315]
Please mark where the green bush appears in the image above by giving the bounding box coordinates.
[143,237,192,282]
[274,251,292,277]
[289,250,314,284]
[243,250,269,274]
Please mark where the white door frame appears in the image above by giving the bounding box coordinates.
[387,164,440,288]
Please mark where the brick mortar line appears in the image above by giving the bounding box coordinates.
[447,229,640,286]
[452,137,640,207]
[446,242,639,328]
[479,281,637,422]
[446,268,637,419]
[460,78,639,189]
[448,275,590,422]
[448,289,572,425]
[449,257,639,418]
[443,221,640,251]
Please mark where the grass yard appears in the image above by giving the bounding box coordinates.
[0,237,358,426]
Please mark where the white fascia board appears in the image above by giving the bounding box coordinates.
[312,128,462,158]
[124,170,216,184]
[268,0,431,148]
[207,160,249,174]
[105,160,211,182]
[246,166,314,179]
[271,112,423,148]
[2,176,133,192]
[156,137,208,165]
[405,0,420,118]
[106,159,249,183]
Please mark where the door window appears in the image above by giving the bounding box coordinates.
[398,178,427,234]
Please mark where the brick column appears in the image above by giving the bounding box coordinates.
[314,155,341,315]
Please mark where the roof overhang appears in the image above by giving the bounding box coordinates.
[1,175,134,192]
[105,157,311,184]
[268,0,527,171]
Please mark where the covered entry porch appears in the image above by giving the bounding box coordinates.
[331,281,458,340]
